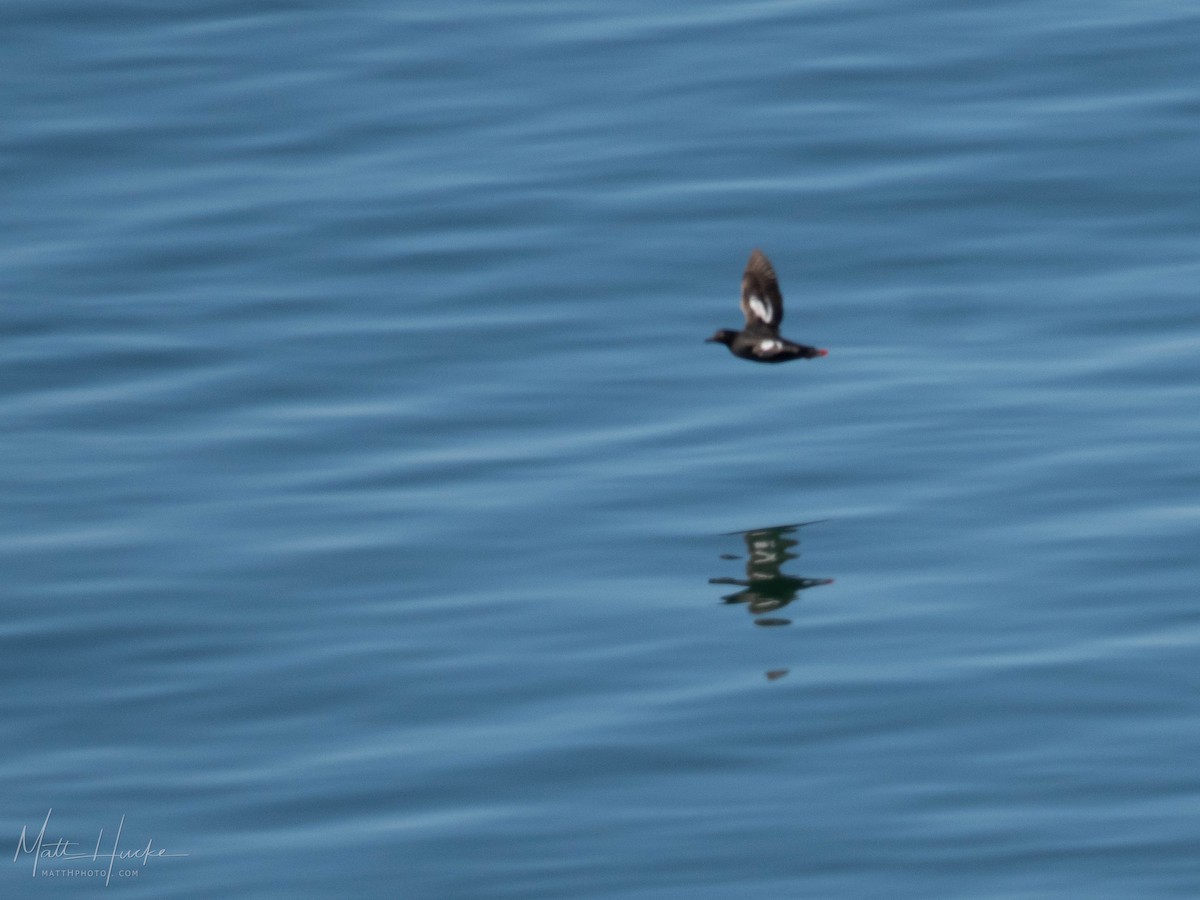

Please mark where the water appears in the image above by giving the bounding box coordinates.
[3,1,1199,897]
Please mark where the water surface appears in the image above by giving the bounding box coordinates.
[3,0,1199,897]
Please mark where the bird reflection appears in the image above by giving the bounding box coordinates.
[710,521,834,627]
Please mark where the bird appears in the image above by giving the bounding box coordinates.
[706,249,828,363]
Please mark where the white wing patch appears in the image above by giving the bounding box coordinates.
[758,339,783,353]
[747,294,773,323]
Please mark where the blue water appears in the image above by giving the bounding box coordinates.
[3,1,1199,896]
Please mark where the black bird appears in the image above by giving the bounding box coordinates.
[706,249,828,363]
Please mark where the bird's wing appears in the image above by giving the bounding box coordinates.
[740,249,785,328]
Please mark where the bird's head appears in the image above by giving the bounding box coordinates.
[705,329,737,346]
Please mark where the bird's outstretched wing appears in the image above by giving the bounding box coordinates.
[740,248,785,328]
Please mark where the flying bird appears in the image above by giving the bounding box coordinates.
[706,249,828,363]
